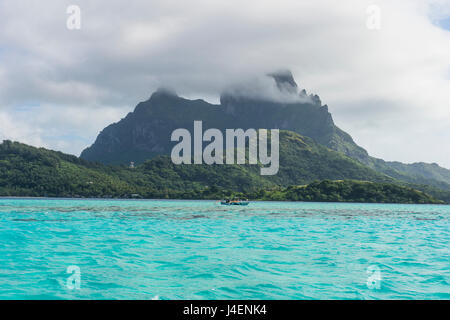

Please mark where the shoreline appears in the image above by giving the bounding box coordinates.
[0,196,447,205]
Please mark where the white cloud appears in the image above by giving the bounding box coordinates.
[0,0,449,167]
[0,105,128,156]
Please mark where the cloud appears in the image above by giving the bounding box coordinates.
[0,105,128,156]
[0,0,449,168]
[222,73,314,104]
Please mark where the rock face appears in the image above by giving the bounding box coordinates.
[80,71,450,191]
[81,71,363,165]
[268,69,299,93]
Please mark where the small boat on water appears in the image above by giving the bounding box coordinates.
[220,199,249,206]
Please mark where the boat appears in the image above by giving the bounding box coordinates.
[220,199,249,206]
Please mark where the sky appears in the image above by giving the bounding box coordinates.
[0,0,449,168]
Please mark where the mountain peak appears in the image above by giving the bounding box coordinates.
[268,70,298,93]
[149,87,178,100]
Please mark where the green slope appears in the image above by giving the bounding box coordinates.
[0,140,137,197]
[256,180,443,204]
[81,90,450,193]
[0,134,446,204]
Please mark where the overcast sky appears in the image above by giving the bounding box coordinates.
[0,0,449,168]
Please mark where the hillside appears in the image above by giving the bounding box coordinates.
[1,130,391,196]
[256,180,443,204]
[0,140,136,197]
[0,138,447,204]
[80,71,450,191]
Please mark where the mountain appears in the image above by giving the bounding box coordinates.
[369,159,450,191]
[0,139,444,204]
[80,71,368,164]
[80,70,450,191]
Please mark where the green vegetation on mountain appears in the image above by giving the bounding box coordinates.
[0,139,446,204]
[254,180,443,204]
[1,71,448,204]
[80,71,450,192]
[0,140,136,197]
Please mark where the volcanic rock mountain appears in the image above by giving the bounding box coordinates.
[80,71,450,191]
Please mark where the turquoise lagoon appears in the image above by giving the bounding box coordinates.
[0,199,448,299]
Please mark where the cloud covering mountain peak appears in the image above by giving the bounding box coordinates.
[220,71,315,104]
[0,0,449,168]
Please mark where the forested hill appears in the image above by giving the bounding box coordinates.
[80,71,450,192]
[0,138,446,204]
[255,180,443,204]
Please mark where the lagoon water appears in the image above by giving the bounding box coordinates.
[0,198,448,300]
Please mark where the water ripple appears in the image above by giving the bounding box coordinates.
[0,198,448,299]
